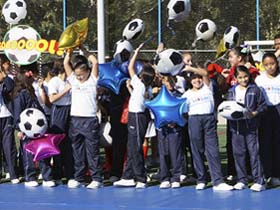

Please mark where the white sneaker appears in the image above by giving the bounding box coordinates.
[171,182,181,188]
[87,181,103,189]
[38,174,43,180]
[11,178,20,184]
[226,175,234,181]
[67,179,81,188]
[213,183,233,191]
[180,175,187,183]
[196,183,206,190]
[42,180,56,187]
[233,182,247,190]
[113,179,136,187]
[159,181,171,189]
[250,183,266,192]
[5,173,10,179]
[135,182,146,189]
[25,181,39,187]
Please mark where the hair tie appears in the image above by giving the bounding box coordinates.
[25,71,33,78]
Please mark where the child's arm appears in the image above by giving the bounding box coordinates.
[88,54,99,78]
[183,65,210,86]
[64,49,73,78]
[128,43,144,78]
[48,83,71,103]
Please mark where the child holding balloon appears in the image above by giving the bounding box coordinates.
[227,65,266,191]
[12,67,55,187]
[181,65,233,191]
[113,43,155,189]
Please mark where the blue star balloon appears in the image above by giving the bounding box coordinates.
[98,61,129,94]
[118,60,143,76]
[145,85,188,128]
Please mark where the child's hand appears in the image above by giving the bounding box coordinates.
[243,109,256,119]
[17,132,25,140]
[221,69,230,78]
[135,43,145,53]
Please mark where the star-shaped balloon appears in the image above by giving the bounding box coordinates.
[98,61,129,94]
[118,60,143,75]
[145,85,187,128]
[24,134,65,161]
[58,18,88,49]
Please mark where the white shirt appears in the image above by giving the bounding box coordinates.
[48,76,71,106]
[33,80,51,115]
[181,83,214,115]
[128,75,147,113]
[235,85,246,105]
[0,84,11,118]
[255,72,280,106]
[68,74,98,117]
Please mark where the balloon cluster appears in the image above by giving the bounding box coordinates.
[2,0,27,25]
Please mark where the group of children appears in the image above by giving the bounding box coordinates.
[0,42,279,193]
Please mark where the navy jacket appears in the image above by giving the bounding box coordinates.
[1,76,14,115]
[227,83,267,133]
[13,89,44,130]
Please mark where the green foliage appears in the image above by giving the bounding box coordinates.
[0,0,279,53]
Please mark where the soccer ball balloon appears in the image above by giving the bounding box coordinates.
[167,0,191,22]
[113,40,134,64]
[3,25,41,65]
[223,26,240,49]
[122,19,144,41]
[218,101,246,120]
[2,0,27,24]
[195,19,217,41]
[154,49,184,76]
[19,108,48,139]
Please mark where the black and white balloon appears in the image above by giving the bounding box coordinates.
[167,0,191,22]
[113,39,134,64]
[195,19,217,41]
[3,25,41,65]
[122,19,144,41]
[2,0,27,24]
[223,26,240,49]
[154,49,184,76]
[218,101,246,120]
[19,108,48,139]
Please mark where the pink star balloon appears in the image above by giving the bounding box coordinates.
[24,133,65,161]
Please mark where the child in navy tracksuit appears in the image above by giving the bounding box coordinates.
[181,65,233,191]
[64,50,103,189]
[157,75,184,189]
[0,69,18,184]
[13,69,55,187]
[113,43,155,188]
[228,65,266,192]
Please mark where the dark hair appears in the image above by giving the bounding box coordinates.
[274,34,280,40]
[72,55,90,71]
[41,62,55,78]
[53,58,65,74]
[230,46,255,67]
[262,52,280,73]
[165,75,177,88]
[12,70,36,99]
[139,63,155,87]
[234,65,254,84]
[262,52,278,63]
[20,62,38,75]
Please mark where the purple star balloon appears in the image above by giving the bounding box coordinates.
[145,85,187,128]
[24,133,65,161]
